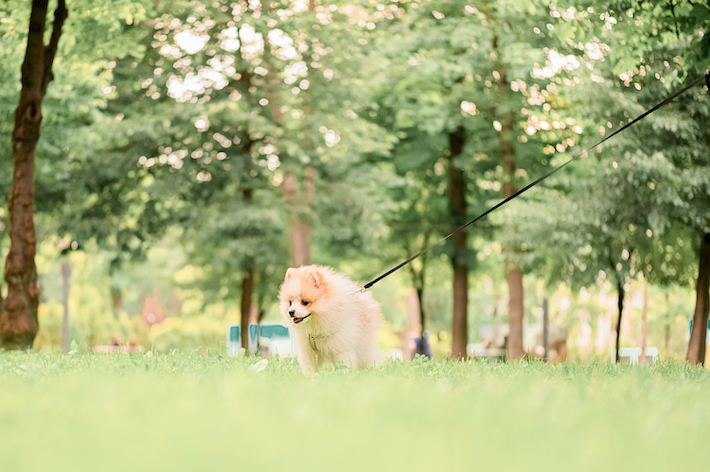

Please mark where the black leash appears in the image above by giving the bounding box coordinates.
[362,70,709,291]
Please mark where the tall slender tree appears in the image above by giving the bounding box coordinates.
[284,171,314,267]
[60,255,72,354]
[493,45,524,360]
[687,234,710,364]
[448,126,469,359]
[1,0,67,350]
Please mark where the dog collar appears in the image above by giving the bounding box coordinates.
[309,333,326,351]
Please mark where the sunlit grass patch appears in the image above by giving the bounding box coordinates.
[0,352,708,472]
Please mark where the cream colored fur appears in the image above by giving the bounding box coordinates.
[278,265,383,373]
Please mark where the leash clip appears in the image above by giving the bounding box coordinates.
[349,285,367,295]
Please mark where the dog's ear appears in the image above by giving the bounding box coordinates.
[309,267,326,289]
[284,268,297,280]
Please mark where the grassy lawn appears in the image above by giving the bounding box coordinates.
[1,352,709,472]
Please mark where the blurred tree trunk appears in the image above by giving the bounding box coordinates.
[416,287,426,355]
[240,187,255,354]
[110,286,122,319]
[687,233,710,364]
[61,259,72,354]
[233,24,257,349]
[506,264,524,360]
[284,170,314,267]
[404,232,430,356]
[255,290,269,324]
[1,0,67,350]
[663,293,670,351]
[0,228,4,315]
[542,298,549,361]
[495,52,524,361]
[448,126,468,360]
[283,0,316,269]
[614,278,625,363]
[408,255,428,356]
[240,265,254,354]
[639,278,648,366]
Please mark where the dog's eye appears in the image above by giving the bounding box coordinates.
[288,300,292,306]
[301,300,309,306]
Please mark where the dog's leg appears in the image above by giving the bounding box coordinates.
[297,346,318,374]
[362,339,384,369]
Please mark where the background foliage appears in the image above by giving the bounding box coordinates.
[0,0,708,357]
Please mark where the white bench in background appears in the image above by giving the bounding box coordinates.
[611,347,658,365]
[226,323,295,357]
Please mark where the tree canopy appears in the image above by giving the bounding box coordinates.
[0,0,708,360]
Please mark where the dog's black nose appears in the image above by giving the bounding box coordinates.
[288,309,295,317]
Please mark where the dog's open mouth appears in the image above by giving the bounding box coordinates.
[293,314,311,324]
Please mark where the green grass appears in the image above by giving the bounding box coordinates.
[1,352,710,472]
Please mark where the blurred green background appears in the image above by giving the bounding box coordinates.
[0,0,708,360]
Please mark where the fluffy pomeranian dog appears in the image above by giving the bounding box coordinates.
[279,265,383,373]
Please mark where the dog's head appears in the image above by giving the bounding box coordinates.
[278,266,330,326]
